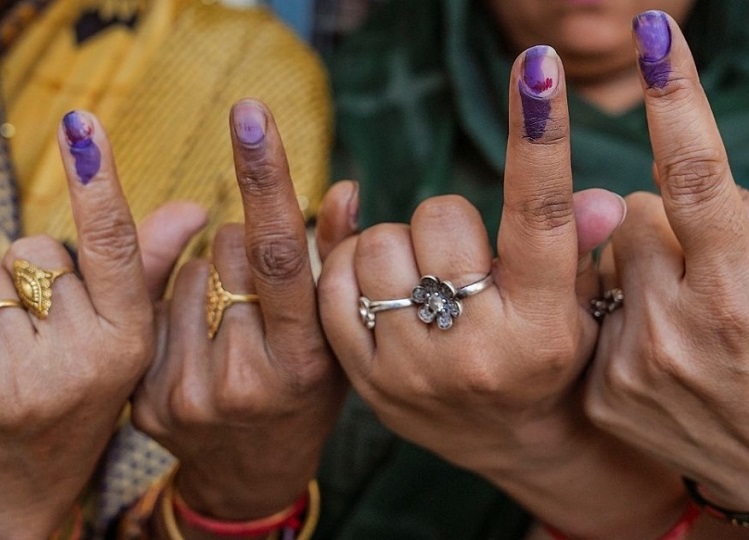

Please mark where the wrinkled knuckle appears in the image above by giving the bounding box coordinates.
[247,232,306,282]
[237,152,284,194]
[661,146,728,207]
[521,191,574,232]
[79,210,139,262]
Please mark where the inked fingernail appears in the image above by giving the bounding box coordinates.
[233,101,266,147]
[519,45,560,140]
[633,10,672,88]
[63,111,101,185]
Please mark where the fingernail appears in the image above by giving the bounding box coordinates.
[633,10,672,88]
[347,181,360,231]
[232,101,266,147]
[63,111,101,185]
[614,193,627,227]
[519,45,560,140]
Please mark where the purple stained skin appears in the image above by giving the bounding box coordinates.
[520,45,555,140]
[233,102,266,146]
[633,10,672,89]
[63,111,101,185]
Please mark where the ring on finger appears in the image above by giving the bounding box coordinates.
[206,264,259,339]
[359,273,494,331]
[0,299,24,310]
[12,259,74,319]
[590,288,624,321]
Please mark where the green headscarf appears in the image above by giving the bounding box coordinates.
[332,0,749,238]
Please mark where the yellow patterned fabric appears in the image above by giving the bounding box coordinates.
[0,0,331,532]
[1,0,332,254]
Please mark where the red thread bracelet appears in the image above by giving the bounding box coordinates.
[172,482,309,538]
[543,501,700,540]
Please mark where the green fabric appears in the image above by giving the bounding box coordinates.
[319,1,749,538]
[333,0,749,236]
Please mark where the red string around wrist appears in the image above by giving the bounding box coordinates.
[543,501,700,540]
[172,481,309,538]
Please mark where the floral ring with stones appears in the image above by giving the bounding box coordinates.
[359,273,493,331]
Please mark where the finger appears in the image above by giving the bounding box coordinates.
[316,180,359,264]
[318,235,375,378]
[573,189,627,305]
[211,223,264,342]
[3,235,88,327]
[410,195,496,330]
[610,192,683,312]
[633,11,749,279]
[138,201,208,302]
[499,45,577,302]
[0,264,34,343]
[229,100,320,359]
[355,223,421,338]
[57,111,150,325]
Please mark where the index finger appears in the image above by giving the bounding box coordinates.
[229,100,320,351]
[57,111,150,325]
[634,11,749,277]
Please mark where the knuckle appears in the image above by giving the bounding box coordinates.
[519,191,574,233]
[413,195,474,224]
[661,145,728,207]
[169,383,210,428]
[247,231,307,282]
[236,151,288,194]
[79,209,139,262]
[355,223,409,269]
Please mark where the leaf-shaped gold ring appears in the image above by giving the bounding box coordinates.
[206,264,259,339]
[12,259,74,319]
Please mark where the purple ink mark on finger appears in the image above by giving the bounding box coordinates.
[232,101,267,147]
[633,10,672,89]
[63,111,101,185]
[519,45,559,140]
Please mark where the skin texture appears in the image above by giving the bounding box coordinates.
[585,12,749,514]
[130,100,352,538]
[0,113,166,538]
[317,46,697,539]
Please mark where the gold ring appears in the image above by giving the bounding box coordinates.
[0,299,24,310]
[206,264,259,339]
[12,259,74,319]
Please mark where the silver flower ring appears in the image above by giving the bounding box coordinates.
[359,273,494,330]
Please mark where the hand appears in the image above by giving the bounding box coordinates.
[585,10,749,516]
[0,111,153,537]
[319,45,684,539]
[131,100,351,528]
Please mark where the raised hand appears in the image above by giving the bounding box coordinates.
[318,45,688,539]
[586,10,749,523]
[131,100,349,528]
[0,111,153,537]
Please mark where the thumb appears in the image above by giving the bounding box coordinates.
[316,180,359,263]
[138,201,208,301]
[573,188,627,304]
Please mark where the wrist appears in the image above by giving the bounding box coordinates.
[160,469,320,540]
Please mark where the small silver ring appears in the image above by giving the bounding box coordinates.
[590,288,624,321]
[359,272,494,331]
[359,296,413,329]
